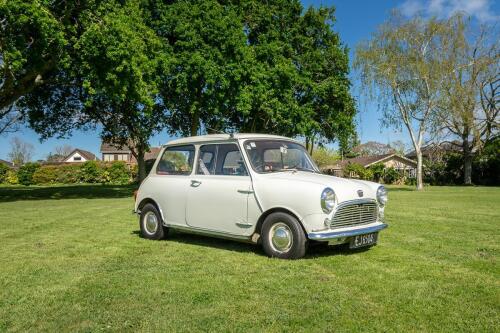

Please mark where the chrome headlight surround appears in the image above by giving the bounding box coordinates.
[377,186,388,206]
[320,188,336,214]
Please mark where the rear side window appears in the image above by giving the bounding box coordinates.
[156,145,195,175]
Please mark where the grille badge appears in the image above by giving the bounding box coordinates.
[357,190,364,197]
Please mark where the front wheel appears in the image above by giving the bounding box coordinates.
[261,212,307,259]
[139,203,168,240]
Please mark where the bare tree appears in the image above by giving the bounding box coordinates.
[355,12,454,190]
[54,144,74,157]
[8,137,34,166]
[437,16,499,184]
[352,141,395,156]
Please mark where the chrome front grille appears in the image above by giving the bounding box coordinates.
[330,200,378,229]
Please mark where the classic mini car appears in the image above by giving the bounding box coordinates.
[134,134,388,259]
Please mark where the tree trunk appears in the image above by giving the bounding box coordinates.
[137,150,146,184]
[190,112,199,136]
[463,138,473,185]
[416,149,424,190]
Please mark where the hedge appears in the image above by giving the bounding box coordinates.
[0,161,136,186]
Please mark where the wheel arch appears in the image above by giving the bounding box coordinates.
[137,198,165,222]
[254,207,307,236]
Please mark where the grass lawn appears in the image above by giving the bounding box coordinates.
[0,185,498,332]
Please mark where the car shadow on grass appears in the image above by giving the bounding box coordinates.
[0,184,137,202]
[132,229,368,259]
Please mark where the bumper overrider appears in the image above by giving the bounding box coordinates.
[307,223,388,241]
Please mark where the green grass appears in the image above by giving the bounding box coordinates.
[0,185,498,332]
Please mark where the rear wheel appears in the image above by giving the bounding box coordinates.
[140,203,168,240]
[261,212,307,259]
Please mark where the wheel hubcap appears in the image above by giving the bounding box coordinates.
[144,211,158,234]
[269,222,293,253]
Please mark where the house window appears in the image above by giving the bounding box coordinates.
[74,156,82,161]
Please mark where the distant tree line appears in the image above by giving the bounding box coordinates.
[0,0,357,181]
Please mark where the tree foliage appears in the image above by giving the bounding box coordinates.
[3,0,357,182]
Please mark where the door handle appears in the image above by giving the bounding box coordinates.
[237,189,254,194]
[191,180,202,187]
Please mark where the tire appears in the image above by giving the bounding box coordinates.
[139,203,168,240]
[261,212,307,259]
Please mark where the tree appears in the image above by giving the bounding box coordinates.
[26,2,169,182]
[46,144,74,162]
[8,137,34,165]
[352,141,395,156]
[437,15,499,184]
[154,0,249,137]
[233,1,356,151]
[355,12,454,190]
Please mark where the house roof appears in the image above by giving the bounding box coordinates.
[0,159,13,167]
[145,147,161,160]
[323,154,417,170]
[64,149,98,161]
[100,142,131,153]
[406,141,461,158]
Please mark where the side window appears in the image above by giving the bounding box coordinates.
[216,144,248,176]
[196,145,217,175]
[156,145,195,175]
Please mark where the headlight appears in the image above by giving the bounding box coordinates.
[377,186,388,206]
[321,188,336,213]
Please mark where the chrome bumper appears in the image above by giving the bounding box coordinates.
[308,223,388,241]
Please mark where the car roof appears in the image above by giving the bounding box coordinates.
[164,133,301,146]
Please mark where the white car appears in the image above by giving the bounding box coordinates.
[134,134,388,259]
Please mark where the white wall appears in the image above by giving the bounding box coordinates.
[65,152,87,163]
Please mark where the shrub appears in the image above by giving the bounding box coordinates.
[368,163,385,182]
[56,164,81,184]
[0,163,9,183]
[343,162,373,180]
[17,163,40,186]
[79,161,102,183]
[106,161,130,184]
[383,167,400,184]
[32,166,59,184]
[6,169,18,185]
[311,147,339,168]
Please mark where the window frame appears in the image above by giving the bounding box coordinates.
[242,139,319,174]
[155,144,196,176]
[195,142,249,177]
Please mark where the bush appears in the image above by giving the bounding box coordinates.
[368,163,385,182]
[32,166,59,184]
[56,164,81,184]
[6,169,18,185]
[0,163,9,183]
[106,162,131,184]
[79,161,102,183]
[383,167,400,184]
[343,162,373,180]
[311,147,339,168]
[17,163,40,186]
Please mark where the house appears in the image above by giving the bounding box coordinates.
[322,154,417,178]
[406,142,461,162]
[100,141,161,164]
[63,149,99,163]
[0,159,13,167]
[100,142,133,162]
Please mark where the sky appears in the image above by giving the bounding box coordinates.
[1,0,499,161]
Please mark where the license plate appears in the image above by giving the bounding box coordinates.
[349,232,378,249]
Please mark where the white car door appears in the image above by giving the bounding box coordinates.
[154,145,196,226]
[185,143,255,236]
